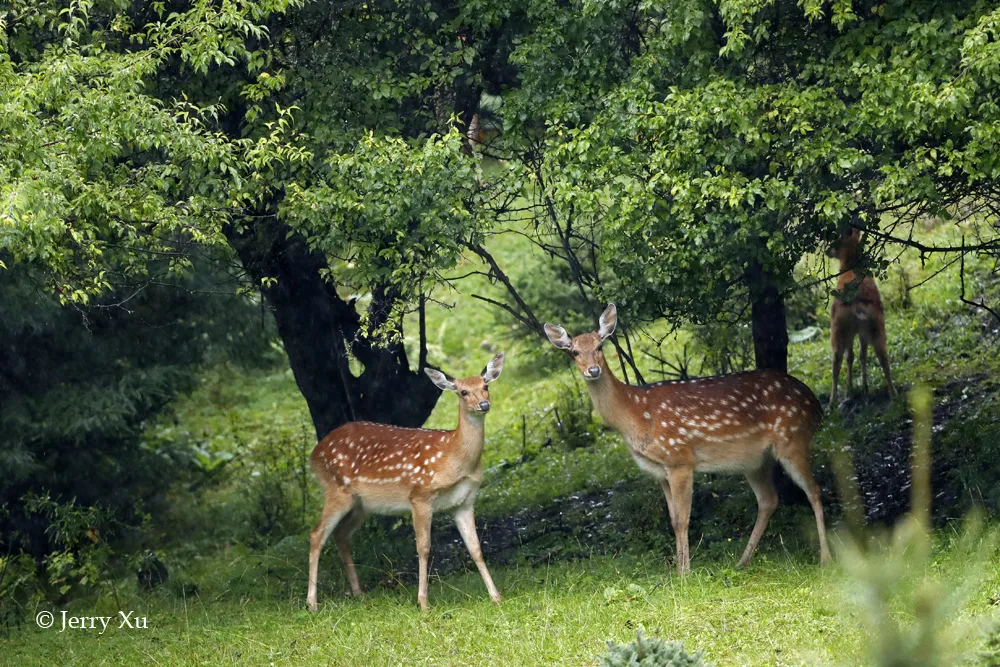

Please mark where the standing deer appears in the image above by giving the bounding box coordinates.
[544,304,831,573]
[306,353,505,611]
[828,228,897,408]
[466,112,484,151]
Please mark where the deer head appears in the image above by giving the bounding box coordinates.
[424,352,505,413]
[544,303,617,380]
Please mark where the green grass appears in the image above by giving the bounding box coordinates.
[6,541,999,666]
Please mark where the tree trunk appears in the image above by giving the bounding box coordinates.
[224,216,440,440]
[747,259,788,373]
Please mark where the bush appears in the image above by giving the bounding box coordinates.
[785,276,829,330]
[980,623,1000,667]
[688,322,753,376]
[599,631,710,667]
[238,427,315,547]
[0,551,40,633]
[0,265,276,562]
[0,494,139,629]
[550,378,600,450]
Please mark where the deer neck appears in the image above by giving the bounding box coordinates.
[838,245,862,274]
[584,365,636,433]
[452,403,486,467]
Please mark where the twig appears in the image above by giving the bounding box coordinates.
[960,239,1000,324]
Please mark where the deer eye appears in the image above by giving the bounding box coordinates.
[461,390,469,396]
[570,350,579,357]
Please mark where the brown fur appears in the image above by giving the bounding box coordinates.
[827,229,896,407]
[545,305,831,573]
[306,354,504,611]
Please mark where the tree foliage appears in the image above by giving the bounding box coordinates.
[1,0,308,298]
[0,263,274,559]
[470,0,1000,370]
[3,0,999,427]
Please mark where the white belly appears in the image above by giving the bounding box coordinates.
[433,479,479,511]
[358,497,413,514]
[632,454,666,479]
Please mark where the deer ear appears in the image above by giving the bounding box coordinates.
[481,352,505,383]
[544,323,573,350]
[424,368,457,392]
[598,303,617,340]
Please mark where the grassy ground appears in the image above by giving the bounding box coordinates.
[5,221,1000,665]
[7,543,999,667]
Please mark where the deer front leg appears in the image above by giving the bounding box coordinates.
[411,498,433,611]
[307,490,352,612]
[665,465,694,575]
[454,503,501,604]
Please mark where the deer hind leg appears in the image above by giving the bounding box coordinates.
[307,488,354,612]
[333,505,367,597]
[411,498,434,610]
[658,478,677,526]
[830,343,845,409]
[454,503,501,604]
[737,461,778,569]
[665,465,694,575]
[776,449,831,566]
[845,338,855,397]
[860,338,870,394]
[873,324,897,397]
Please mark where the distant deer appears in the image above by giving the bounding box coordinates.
[827,228,896,408]
[306,353,506,611]
[544,305,831,573]
[466,112,484,151]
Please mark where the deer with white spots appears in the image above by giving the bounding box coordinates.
[306,353,505,612]
[545,305,831,573]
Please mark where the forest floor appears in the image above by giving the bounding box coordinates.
[5,223,1000,665]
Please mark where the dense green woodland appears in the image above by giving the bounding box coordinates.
[3,0,1000,664]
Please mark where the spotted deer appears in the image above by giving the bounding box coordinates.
[544,304,831,573]
[306,353,505,612]
[828,228,897,408]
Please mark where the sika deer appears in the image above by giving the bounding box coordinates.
[828,228,896,408]
[306,353,505,611]
[545,304,831,573]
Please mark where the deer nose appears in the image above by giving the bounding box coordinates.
[587,366,601,378]
[479,401,491,412]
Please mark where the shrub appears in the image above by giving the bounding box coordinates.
[980,622,1000,667]
[0,264,277,564]
[0,551,40,633]
[1,494,141,630]
[238,426,315,547]
[688,322,753,376]
[550,378,599,450]
[598,631,710,667]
